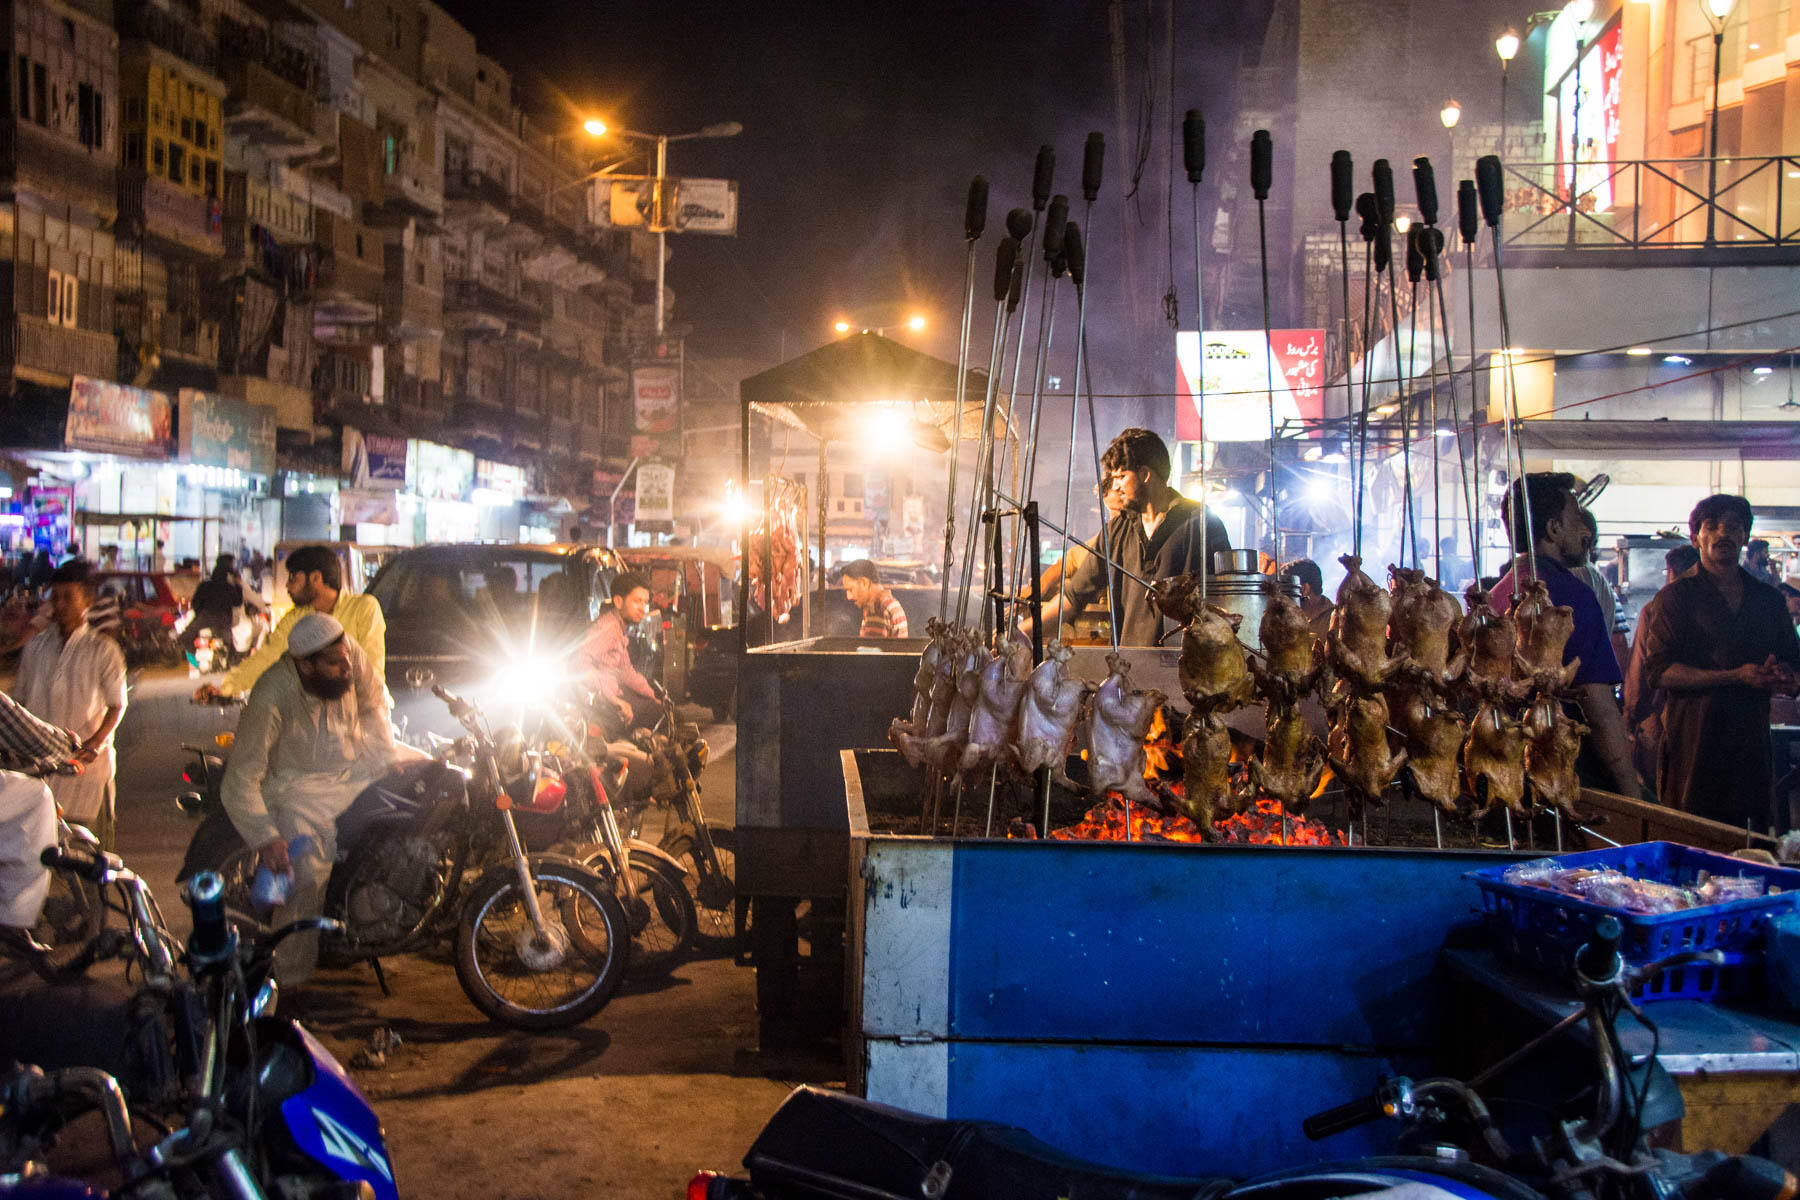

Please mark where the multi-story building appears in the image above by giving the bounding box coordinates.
[0,0,660,562]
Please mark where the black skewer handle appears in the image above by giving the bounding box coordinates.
[994,237,1019,302]
[1250,130,1273,200]
[1032,145,1055,212]
[1183,110,1206,183]
[1043,195,1069,262]
[1476,156,1504,227]
[1457,180,1479,245]
[965,176,989,241]
[1082,133,1105,202]
[1005,207,1034,241]
[1355,192,1379,243]
[1064,221,1086,287]
[1372,159,1396,225]
[1405,225,1425,283]
[1411,157,1439,227]
[1331,150,1353,222]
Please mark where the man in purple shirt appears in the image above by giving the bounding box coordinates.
[1490,472,1639,797]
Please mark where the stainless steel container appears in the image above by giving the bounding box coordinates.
[1203,550,1300,654]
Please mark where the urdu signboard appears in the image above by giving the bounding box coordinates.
[66,376,173,458]
[1174,331,1325,442]
[178,389,275,475]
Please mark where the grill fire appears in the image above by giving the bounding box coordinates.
[1051,794,1342,845]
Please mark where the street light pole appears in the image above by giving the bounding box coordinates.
[1702,0,1735,246]
[1440,99,1461,178]
[1495,30,1520,155]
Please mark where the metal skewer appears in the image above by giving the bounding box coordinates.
[957,235,1025,620]
[1477,154,1537,587]
[1188,111,1211,607]
[1457,180,1484,582]
[1006,193,1069,622]
[1252,130,1280,561]
[1404,225,1425,573]
[1354,192,1379,555]
[1412,157,1447,583]
[992,148,1054,543]
[940,176,988,623]
[1330,150,1355,556]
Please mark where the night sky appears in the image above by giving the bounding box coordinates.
[436,0,1273,404]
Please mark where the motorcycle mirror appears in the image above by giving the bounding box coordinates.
[250,977,279,1019]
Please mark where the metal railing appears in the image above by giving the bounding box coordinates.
[1497,156,1800,249]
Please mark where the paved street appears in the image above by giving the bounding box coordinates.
[93,668,820,1198]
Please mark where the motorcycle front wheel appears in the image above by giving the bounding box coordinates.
[660,829,736,952]
[453,861,630,1030]
[573,845,697,975]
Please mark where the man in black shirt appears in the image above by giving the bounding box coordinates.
[1028,428,1231,645]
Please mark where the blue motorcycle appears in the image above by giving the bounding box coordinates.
[0,849,395,1199]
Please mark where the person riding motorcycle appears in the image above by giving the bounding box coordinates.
[576,571,657,805]
[0,690,81,956]
[194,545,386,704]
[220,612,400,984]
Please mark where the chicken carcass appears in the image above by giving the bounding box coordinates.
[892,631,983,769]
[1464,701,1530,816]
[959,640,1032,776]
[1389,567,1465,695]
[1249,704,1325,812]
[1181,604,1256,713]
[1254,585,1322,705]
[1391,686,1467,813]
[1328,555,1398,692]
[1326,692,1407,809]
[1458,587,1523,704]
[1015,640,1087,777]
[1084,653,1166,808]
[1178,710,1235,830]
[890,618,948,740]
[1511,579,1580,695]
[1151,572,1206,624]
[1524,697,1587,818]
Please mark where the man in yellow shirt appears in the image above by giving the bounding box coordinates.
[194,545,386,702]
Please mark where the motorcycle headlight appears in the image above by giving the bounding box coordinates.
[489,657,565,711]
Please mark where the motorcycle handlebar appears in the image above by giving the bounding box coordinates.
[1302,1093,1387,1141]
[185,872,232,966]
[40,845,125,885]
[1576,914,1624,986]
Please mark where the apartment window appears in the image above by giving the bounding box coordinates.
[46,271,75,328]
[167,142,184,183]
[386,6,401,49]
[124,96,140,122]
[189,157,200,186]
[77,84,98,150]
[204,160,217,197]
[180,117,192,142]
[125,132,143,167]
[354,232,364,257]
[151,139,164,171]
[14,57,23,119]
[194,119,207,148]
[31,62,46,126]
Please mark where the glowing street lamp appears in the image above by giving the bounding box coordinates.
[1702,0,1737,246]
[582,118,607,137]
[1496,29,1520,154]
[1440,99,1462,173]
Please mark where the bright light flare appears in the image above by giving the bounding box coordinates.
[1496,30,1521,61]
[489,657,570,712]
[833,320,852,334]
[862,405,913,458]
[906,314,927,332]
[583,119,607,137]
[1440,100,1462,130]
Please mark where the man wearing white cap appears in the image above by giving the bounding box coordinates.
[221,611,397,982]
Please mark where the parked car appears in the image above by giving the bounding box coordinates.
[93,570,187,666]
[366,542,625,736]
[614,546,739,719]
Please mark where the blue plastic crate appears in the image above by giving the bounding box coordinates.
[1466,842,1800,1002]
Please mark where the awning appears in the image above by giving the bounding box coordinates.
[1515,419,1800,461]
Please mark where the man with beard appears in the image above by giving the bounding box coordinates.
[196,545,386,702]
[1637,494,1800,828]
[1026,428,1230,646]
[221,612,398,982]
[1490,472,1639,797]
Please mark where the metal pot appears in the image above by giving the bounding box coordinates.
[1203,551,1300,654]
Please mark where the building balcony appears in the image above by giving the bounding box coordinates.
[118,171,224,258]
[377,151,443,221]
[443,169,511,230]
[223,60,323,159]
[383,276,442,343]
[1,317,118,386]
[444,278,539,334]
[311,212,382,328]
[387,373,444,420]
[116,0,219,73]
[0,121,116,219]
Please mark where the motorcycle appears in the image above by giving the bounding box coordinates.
[177,682,631,1031]
[688,917,1797,1200]
[0,845,397,1198]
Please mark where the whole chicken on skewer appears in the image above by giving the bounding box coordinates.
[1015,640,1088,778]
[1248,704,1326,812]
[1179,710,1235,831]
[1524,696,1587,818]
[1389,568,1465,697]
[1253,585,1323,706]
[1465,701,1530,816]
[1328,555,1398,692]
[1511,579,1580,695]
[889,619,948,742]
[1084,653,1165,809]
[1457,587,1524,704]
[1326,692,1408,812]
[1391,686,1467,813]
[892,631,983,770]
[1180,603,1256,714]
[959,640,1032,776]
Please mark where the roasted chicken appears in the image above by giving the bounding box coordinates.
[959,640,1032,776]
[1458,587,1524,704]
[1511,579,1580,695]
[1179,710,1235,830]
[1465,701,1530,816]
[1151,572,1207,624]
[1254,585,1323,704]
[1326,692,1407,808]
[1084,653,1165,808]
[1015,640,1087,777]
[1328,555,1398,691]
[1389,568,1464,694]
[1524,696,1587,818]
[1249,703,1325,812]
[1391,686,1467,813]
[1181,604,1256,713]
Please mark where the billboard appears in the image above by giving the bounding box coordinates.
[634,461,676,525]
[1174,330,1325,442]
[406,440,474,501]
[342,429,409,489]
[631,363,681,434]
[590,177,738,235]
[66,376,172,458]
[179,389,275,475]
[669,178,737,235]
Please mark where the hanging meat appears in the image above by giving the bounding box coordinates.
[1254,585,1323,705]
[1178,710,1235,830]
[1524,696,1587,818]
[1465,701,1530,816]
[1511,579,1580,695]
[1391,686,1467,814]
[1151,572,1207,624]
[1389,567,1465,696]
[1181,603,1256,713]
[1248,704,1325,812]
[1328,555,1398,692]
[1084,653,1165,808]
[1457,586,1522,703]
[892,630,982,769]
[1326,692,1408,810]
[1015,640,1088,777]
[960,640,1032,776]
[890,619,948,741]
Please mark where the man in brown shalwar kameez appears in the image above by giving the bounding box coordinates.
[1638,494,1800,830]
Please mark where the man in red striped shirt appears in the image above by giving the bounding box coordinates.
[841,560,909,638]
